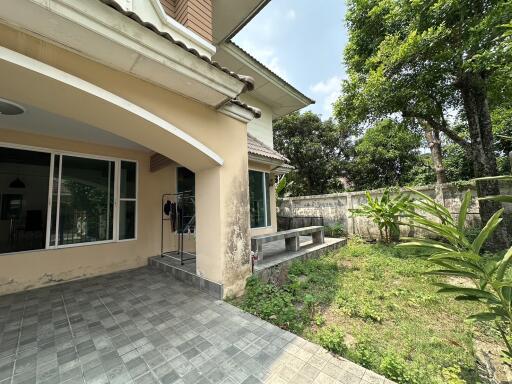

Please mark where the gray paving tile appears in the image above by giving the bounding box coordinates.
[0,267,390,384]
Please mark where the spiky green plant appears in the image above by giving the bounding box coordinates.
[398,188,512,358]
[350,189,410,243]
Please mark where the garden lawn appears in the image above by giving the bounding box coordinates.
[232,239,497,384]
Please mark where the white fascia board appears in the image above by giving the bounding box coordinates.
[0,0,245,104]
[222,43,313,106]
[218,103,254,123]
[247,154,285,167]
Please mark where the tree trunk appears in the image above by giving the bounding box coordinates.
[458,72,510,250]
[420,120,447,184]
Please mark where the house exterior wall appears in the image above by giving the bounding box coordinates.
[0,129,169,294]
[0,25,251,297]
[241,94,274,148]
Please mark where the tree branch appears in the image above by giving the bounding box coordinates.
[401,109,470,149]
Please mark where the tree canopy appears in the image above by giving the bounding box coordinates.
[334,0,512,247]
[349,119,422,190]
[273,111,347,196]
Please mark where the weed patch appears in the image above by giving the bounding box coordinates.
[231,240,498,383]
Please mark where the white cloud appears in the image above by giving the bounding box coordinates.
[310,76,342,94]
[310,76,343,117]
[237,40,288,80]
[285,9,296,20]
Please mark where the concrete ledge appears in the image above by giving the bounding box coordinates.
[148,256,224,299]
[254,237,346,283]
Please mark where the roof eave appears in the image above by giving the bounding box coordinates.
[224,42,315,107]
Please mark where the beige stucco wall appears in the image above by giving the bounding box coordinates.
[0,129,170,294]
[0,24,252,296]
[241,94,274,148]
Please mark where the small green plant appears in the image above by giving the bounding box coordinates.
[350,189,410,243]
[239,276,303,332]
[303,294,317,318]
[398,188,512,358]
[275,175,294,198]
[350,339,379,369]
[324,222,345,238]
[379,354,413,384]
[314,314,326,326]
[441,366,467,384]
[316,326,347,354]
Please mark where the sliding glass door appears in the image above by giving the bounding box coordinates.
[52,155,115,246]
[0,144,137,254]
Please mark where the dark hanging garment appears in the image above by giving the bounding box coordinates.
[170,202,177,232]
[177,200,184,233]
[163,200,172,216]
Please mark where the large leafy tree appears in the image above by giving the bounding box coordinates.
[273,112,348,196]
[336,0,512,248]
[349,119,422,190]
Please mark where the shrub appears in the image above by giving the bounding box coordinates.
[441,366,467,384]
[350,189,410,243]
[324,223,345,238]
[379,354,414,384]
[350,339,380,369]
[240,277,303,332]
[399,188,512,359]
[315,326,347,355]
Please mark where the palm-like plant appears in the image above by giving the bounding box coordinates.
[398,188,512,358]
[275,176,294,198]
[350,189,410,243]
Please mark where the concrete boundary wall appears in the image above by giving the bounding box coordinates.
[277,182,512,240]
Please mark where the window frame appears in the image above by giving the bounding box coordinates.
[117,160,138,242]
[0,141,138,255]
[249,170,272,229]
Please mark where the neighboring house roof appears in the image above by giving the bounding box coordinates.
[248,134,288,163]
[99,0,255,92]
[214,42,315,119]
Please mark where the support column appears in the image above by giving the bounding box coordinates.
[195,156,251,297]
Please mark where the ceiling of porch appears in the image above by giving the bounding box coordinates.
[0,101,150,152]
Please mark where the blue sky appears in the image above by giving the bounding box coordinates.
[233,0,348,119]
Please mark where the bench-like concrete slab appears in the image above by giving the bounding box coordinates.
[251,226,324,261]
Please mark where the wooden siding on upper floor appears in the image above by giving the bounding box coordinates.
[159,0,212,42]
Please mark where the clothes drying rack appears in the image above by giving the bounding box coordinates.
[160,191,196,265]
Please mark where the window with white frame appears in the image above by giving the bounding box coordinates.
[249,170,271,228]
[0,145,137,254]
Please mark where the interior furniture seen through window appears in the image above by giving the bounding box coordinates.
[0,145,137,254]
[177,167,195,233]
[249,170,271,228]
[0,147,51,253]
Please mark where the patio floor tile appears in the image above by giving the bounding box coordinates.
[0,267,391,384]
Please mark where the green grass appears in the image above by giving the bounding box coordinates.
[232,239,498,384]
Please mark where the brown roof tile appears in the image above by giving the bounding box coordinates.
[247,134,288,163]
[230,98,261,118]
[99,0,255,92]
